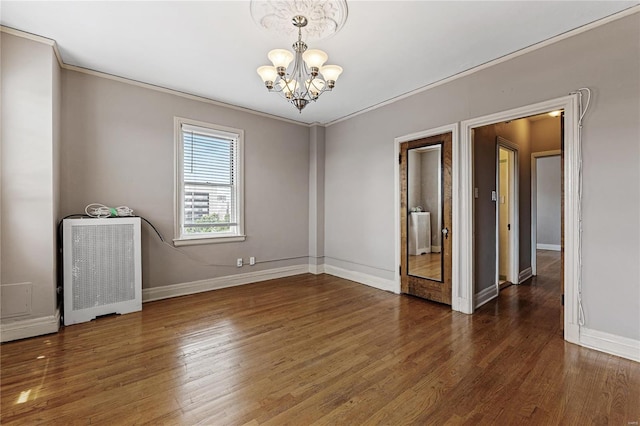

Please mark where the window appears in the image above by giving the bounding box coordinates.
[174,117,244,245]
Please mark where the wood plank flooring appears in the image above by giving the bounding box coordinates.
[1,250,638,425]
[408,253,441,280]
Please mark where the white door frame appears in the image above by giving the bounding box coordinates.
[531,150,562,276]
[393,123,460,311]
[496,139,519,286]
[460,95,580,344]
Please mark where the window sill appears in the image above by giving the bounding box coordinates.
[173,235,246,246]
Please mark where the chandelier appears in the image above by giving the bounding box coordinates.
[256,15,343,112]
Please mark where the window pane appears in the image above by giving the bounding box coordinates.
[184,184,235,233]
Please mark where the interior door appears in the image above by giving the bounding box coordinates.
[400,132,452,304]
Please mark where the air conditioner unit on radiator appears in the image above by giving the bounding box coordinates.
[63,217,142,326]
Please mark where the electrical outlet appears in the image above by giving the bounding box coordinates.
[249,256,256,265]
[237,258,243,267]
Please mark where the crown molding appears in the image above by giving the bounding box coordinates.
[1,25,311,128]
[324,5,640,127]
[1,26,64,67]
[4,4,639,128]
[61,63,309,127]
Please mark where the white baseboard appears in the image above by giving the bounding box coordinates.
[474,285,498,309]
[580,327,640,362]
[323,265,396,293]
[537,243,561,251]
[519,267,533,283]
[564,322,580,345]
[142,264,309,303]
[308,263,325,275]
[1,308,60,343]
[431,245,441,253]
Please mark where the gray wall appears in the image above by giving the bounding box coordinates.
[324,14,640,340]
[60,70,310,289]
[473,125,498,293]
[537,156,562,247]
[407,150,422,212]
[1,33,60,328]
[531,116,562,153]
[421,150,441,248]
[309,125,325,267]
[2,12,638,346]
[531,116,562,248]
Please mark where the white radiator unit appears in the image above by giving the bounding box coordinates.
[409,212,431,255]
[63,217,142,326]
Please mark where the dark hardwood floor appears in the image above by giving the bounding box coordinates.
[1,250,638,424]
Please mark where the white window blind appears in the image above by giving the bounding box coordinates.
[175,119,244,244]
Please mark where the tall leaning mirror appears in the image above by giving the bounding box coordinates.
[407,143,443,282]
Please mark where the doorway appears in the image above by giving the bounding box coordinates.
[393,95,581,344]
[462,110,577,332]
[497,141,518,289]
[472,113,562,307]
[470,123,524,307]
[454,92,582,344]
[531,150,562,275]
[399,132,452,305]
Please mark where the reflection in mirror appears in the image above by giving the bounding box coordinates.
[407,143,443,281]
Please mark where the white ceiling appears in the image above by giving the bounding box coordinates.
[2,1,637,125]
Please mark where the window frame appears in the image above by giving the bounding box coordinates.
[174,117,245,246]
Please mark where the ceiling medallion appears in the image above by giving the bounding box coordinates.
[250,0,348,42]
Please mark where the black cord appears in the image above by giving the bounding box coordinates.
[137,216,166,243]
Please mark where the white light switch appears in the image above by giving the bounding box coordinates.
[474,188,479,198]
[491,191,497,201]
